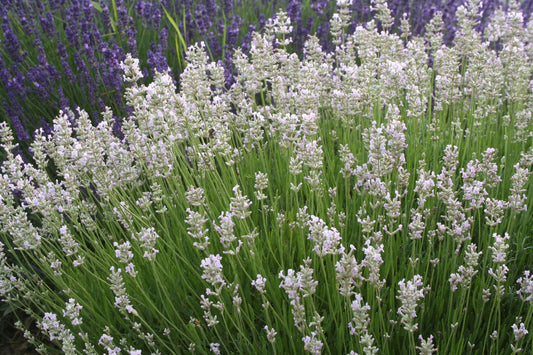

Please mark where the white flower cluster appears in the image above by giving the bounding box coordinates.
[307,215,343,257]
[37,312,76,354]
[0,2,532,353]
[279,258,319,333]
[449,243,482,291]
[396,274,425,332]
[108,267,137,317]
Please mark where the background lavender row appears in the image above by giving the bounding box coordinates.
[0,0,532,147]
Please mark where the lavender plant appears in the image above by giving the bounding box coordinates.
[1,1,533,354]
[3,0,533,155]
[0,0,291,148]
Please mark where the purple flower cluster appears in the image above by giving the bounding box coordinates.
[0,0,131,143]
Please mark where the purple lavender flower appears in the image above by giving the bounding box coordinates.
[225,16,242,52]
[39,12,55,35]
[147,43,169,75]
[48,0,64,12]
[258,13,267,30]
[286,0,307,51]
[241,24,256,54]
[310,0,329,15]
[37,118,53,137]
[195,4,212,34]
[99,42,126,93]
[57,44,76,84]
[126,26,139,57]
[159,26,169,51]
[5,64,27,102]
[0,57,10,86]
[206,0,218,15]
[152,6,162,28]
[218,57,236,88]
[63,6,80,48]
[99,1,114,33]
[56,86,70,112]
[2,96,29,142]
[223,0,234,14]
[316,21,332,53]
[522,1,533,22]
[15,8,37,39]
[286,0,301,22]
[1,15,25,64]
[73,52,96,107]
[135,1,154,26]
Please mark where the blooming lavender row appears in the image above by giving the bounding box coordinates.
[2,0,533,148]
[0,0,268,145]
[0,0,533,353]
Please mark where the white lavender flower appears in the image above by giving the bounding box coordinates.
[484,198,508,227]
[489,233,510,265]
[58,226,80,258]
[254,171,269,201]
[508,163,530,212]
[512,322,528,342]
[134,227,159,261]
[397,274,425,332]
[230,185,252,219]
[449,244,482,291]
[213,211,242,255]
[121,53,143,83]
[108,267,137,316]
[336,245,363,297]
[362,243,385,291]
[417,335,437,354]
[209,342,220,354]
[348,293,371,336]
[113,241,134,264]
[308,215,343,257]
[185,186,206,207]
[371,0,393,32]
[517,270,533,303]
[252,274,267,294]
[186,208,210,251]
[200,254,226,290]
[62,298,83,326]
[302,331,323,355]
[37,312,76,354]
[200,294,220,327]
[264,326,277,344]
[271,9,293,46]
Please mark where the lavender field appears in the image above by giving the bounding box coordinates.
[1,0,533,354]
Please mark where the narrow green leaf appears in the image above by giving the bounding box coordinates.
[204,42,215,62]
[162,5,187,50]
[111,0,119,32]
[182,4,187,42]
[174,35,182,71]
[90,1,102,12]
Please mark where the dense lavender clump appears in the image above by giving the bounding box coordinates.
[0,0,260,145]
[1,1,532,352]
[0,0,532,147]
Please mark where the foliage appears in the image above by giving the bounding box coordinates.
[1,1,533,354]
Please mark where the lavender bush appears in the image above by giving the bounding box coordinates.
[1,0,533,353]
[0,0,282,147]
[3,0,533,153]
